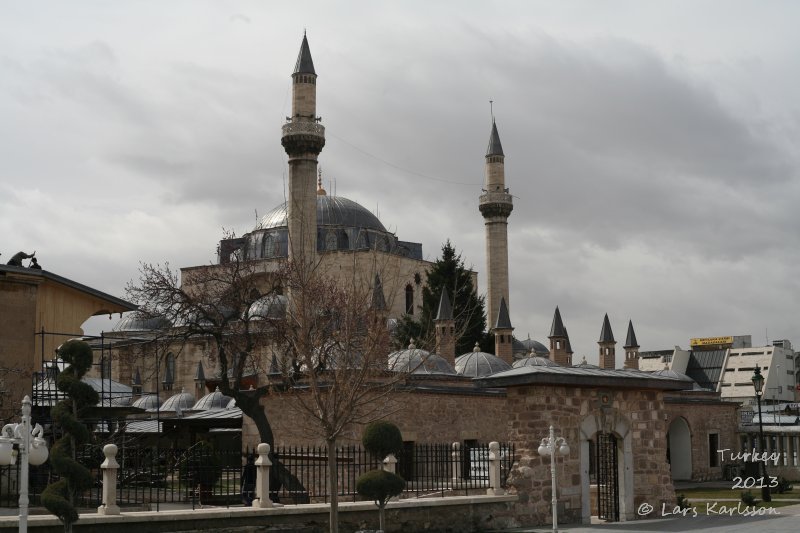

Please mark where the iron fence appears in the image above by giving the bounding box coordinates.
[1,441,515,509]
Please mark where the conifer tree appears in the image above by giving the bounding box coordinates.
[395,241,489,354]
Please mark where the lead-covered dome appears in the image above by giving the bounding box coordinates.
[234,194,422,261]
[512,356,561,368]
[388,342,456,375]
[455,344,511,377]
[160,389,195,412]
[192,386,232,410]
[256,196,387,233]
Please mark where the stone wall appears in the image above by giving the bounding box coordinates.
[0,495,518,533]
[243,385,509,448]
[664,392,739,481]
[503,384,676,526]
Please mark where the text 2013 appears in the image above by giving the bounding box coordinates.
[731,476,778,489]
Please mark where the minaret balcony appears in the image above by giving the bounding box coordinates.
[479,191,514,218]
[281,120,326,155]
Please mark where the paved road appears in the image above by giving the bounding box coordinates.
[496,502,800,532]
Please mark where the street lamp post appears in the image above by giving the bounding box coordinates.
[0,395,50,533]
[751,367,771,502]
[538,425,570,533]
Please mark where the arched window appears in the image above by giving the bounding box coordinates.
[325,231,338,250]
[162,353,175,391]
[405,284,414,315]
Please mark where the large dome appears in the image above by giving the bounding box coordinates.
[455,344,511,378]
[255,196,387,233]
[388,342,456,376]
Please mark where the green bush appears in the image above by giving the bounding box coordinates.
[356,469,405,503]
[675,493,690,509]
[362,421,403,459]
[776,476,793,494]
[741,490,757,506]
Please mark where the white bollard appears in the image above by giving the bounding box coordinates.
[487,441,504,495]
[253,443,273,508]
[382,453,397,474]
[98,444,121,515]
[451,442,462,482]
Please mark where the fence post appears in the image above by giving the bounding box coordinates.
[253,443,273,508]
[451,442,462,482]
[97,444,120,515]
[382,453,397,474]
[487,441,504,495]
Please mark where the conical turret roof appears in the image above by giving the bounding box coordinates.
[435,289,453,321]
[486,120,504,157]
[624,320,639,348]
[599,314,615,343]
[294,33,316,75]
[549,306,567,338]
[371,273,387,311]
[494,297,512,329]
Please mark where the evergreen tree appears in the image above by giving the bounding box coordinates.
[395,241,489,354]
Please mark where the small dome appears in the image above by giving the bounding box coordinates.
[132,394,161,410]
[513,337,549,356]
[455,343,512,377]
[388,341,456,375]
[114,314,171,332]
[512,356,561,368]
[192,386,233,410]
[573,356,599,369]
[161,389,196,412]
[247,294,287,320]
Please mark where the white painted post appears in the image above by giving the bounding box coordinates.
[487,441,504,495]
[253,443,273,508]
[451,442,462,482]
[98,444,120,515]
[19,396,31,533]
[383,453,397,474]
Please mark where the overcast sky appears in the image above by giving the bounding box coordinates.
[2,1,798,364]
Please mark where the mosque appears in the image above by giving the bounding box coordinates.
[94,34,742,525]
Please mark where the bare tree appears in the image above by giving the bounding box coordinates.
[125,251,279,445]
[269,259,406,533]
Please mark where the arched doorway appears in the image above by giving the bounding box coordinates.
[667,417,692,480]
[580,411,634,523]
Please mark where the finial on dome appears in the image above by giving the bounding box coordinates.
[408,339,416,350]
[664,363,669,370]
[317,166,327,195]
[473,342,480,352]
[215,385,221,392]
[581,356,587,365]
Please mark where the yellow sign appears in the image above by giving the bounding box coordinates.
[690,336,734,347]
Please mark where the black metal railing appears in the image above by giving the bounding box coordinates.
[1,441,515,509]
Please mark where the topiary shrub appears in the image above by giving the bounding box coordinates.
[41,340,99,533]
[356,469,405,531]
[741,490,757,506]
[358,421,405,531]
[362,420,403,460]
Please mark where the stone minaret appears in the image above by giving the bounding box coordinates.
[282,33,325,267]
[598,314,617,369]
[548,306,570,366]
[493,297,514,365]
[623,319,640,370]
[434,290,456,367]
[479,119,513,330]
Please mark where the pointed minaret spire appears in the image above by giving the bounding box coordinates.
[548,306,569,366]
[434,290,455,367]
[486,119,505,157]
[294,32,316,75]
[598,314,617,369]
[480,114,513,330]
[493,297,514,365]
[623,320,640,370]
